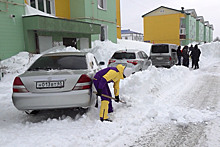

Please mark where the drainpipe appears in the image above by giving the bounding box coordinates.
[34,30,40,54]
[92,0,94,22]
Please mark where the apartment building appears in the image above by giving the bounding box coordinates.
[142,6,214,46]
[0,0,118,60]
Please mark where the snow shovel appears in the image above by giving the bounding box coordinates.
[93,91,127,104]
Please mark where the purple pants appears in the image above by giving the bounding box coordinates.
[93,80,113,113]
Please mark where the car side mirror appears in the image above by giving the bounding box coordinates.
[99,61,105,65]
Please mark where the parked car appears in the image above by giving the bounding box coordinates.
[108,49,152,73]
[150,44,178,68]
[12,52,104,114]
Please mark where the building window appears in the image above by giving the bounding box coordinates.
[46,0,51,13]
[160,9,164,13]
[100,25,108,41]
[28,0,55,15]
[38,0,44,12]
[134,36,137,41]
[98,0,107,10]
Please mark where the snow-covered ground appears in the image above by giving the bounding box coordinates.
[1,39,220,147]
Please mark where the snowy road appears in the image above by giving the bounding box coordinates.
[131,62,220,147]
[1,41,220,147]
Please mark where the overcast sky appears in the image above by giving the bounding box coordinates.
[121,0,219,39]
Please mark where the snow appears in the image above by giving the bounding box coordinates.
[24,4,57,18]
[1,40,220,146]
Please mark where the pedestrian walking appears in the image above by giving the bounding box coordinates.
[93,64,132,122]
[191,44,201,69]
[177,46,182,65]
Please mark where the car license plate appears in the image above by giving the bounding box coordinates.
[156,57,163,60]
[36,81,64,89]
[118,63,127,66]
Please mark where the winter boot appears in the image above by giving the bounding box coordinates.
[100,118,112,122]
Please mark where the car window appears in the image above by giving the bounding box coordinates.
[171,49,177,52]
[151,45,169,53]
[28,55,87,71]
[111,52,136,59]
[138,52,144,59]
[141,51,148,59]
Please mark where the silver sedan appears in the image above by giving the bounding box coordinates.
[108,49,152,73]
[12,52,103,113]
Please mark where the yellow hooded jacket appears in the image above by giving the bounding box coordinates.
[95,64,125,96]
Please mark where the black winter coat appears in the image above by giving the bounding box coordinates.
[191,48,201,61]
[182,49,189,59]
[189,46,194,52]
[177,49,182,56]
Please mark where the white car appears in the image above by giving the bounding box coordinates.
[108,49,152,73]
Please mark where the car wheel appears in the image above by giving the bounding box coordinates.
[25,110,40,115]
[79,107,89,114]
[81,107,89,110]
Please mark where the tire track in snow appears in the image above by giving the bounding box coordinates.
[130,62,220,147]
[130,123,207,147]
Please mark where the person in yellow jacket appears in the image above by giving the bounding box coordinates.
[93,64,132,122]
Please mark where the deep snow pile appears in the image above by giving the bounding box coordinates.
[0,40,220,147]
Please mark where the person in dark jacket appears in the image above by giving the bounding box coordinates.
[177,46,182,65]
[191,44,201,69]
[189,44,194,52]
[93,64,132,122]
[190,45,195,68]
[182,46,189,67]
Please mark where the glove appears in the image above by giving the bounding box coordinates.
[115,96,120,103]
[96,89,102,97]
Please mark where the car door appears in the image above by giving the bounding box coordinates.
[140,51,151,70]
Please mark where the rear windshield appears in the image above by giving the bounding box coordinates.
[111,52,136,59]
[151,45,169,53]
[28,55,87,71]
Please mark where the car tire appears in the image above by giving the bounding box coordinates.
[25,110,40,115]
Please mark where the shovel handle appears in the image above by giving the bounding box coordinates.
[93,91,126,104]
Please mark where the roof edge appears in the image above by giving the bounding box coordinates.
[142,6,183,18]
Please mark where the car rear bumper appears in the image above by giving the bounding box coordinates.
[12,90,94,110]
[152,61,172,67]
[108,63,137,73]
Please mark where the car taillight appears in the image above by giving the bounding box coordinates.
[169,57,172,60]
[72,74,92,90]
[108,59,116,65]
[13,77,29,93]
[127,60,138,65]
